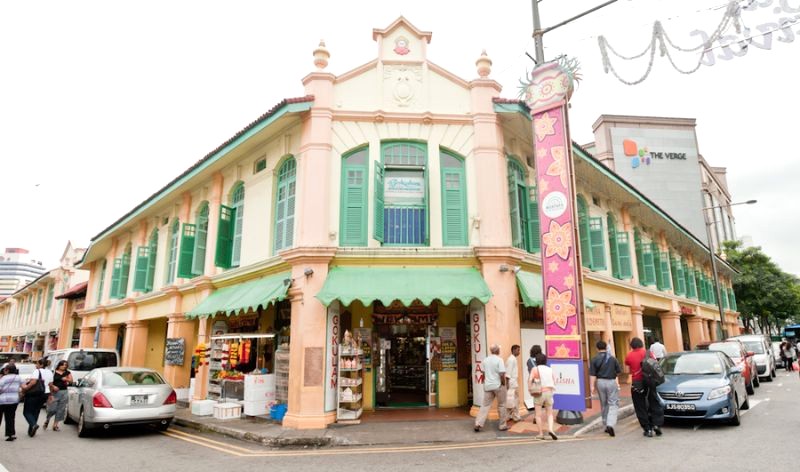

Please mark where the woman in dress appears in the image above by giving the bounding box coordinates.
[44,360,72,431]
[528,353,558,440]
[0,365,23,441]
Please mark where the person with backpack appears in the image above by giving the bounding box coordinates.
[624,337,665,438]
[20,359,53,438]
[589,340,622,437]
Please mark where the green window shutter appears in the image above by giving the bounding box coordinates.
[192,206,209,276]
[722,285,729,309]
[652,244,664,289]
[616,232,633,279]
[133,247,150,292]
[642,245,656,286]
[699,272,707,302]
[373,161,385,243]
[441,167,468,246]
[634,229,645,286]
[274,160,296,253]
[508,168,522,249]
[660,252,671,291]
[178,223,197,279]
[232,185,245,266]
[526,191,540,253]
[578,198,592,269]
[608,219,620,278]
[589,217,606,271]
[46,283,54,311]
[731,289,738,311]
[145,235,158,293]
[672,258,685,295]
[119,251,131,298]
[215,204,234,269]
[686,265,697,299]
[670,257,680,294]
[96,260,107,304]
[341,163,369,246]
[166,222,180,284]
[110,258,122,299]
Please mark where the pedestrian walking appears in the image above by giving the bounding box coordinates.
[0,365,22,441]
[21,359,53,438]
[625,337,664,438]
[505,345,522,422]
[44,360,72,431]
[474,344,508,432]
[589,340,622,437]
[528,353,557,440]
[648,337,667,360]
[782,342,796,371]
[526,344,542,374]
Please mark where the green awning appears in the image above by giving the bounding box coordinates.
[316,267,492,307]
[515,271,594,309]
[185,272,291,319]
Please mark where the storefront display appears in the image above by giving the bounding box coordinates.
[208,333,276,404]
[337,330,364,423]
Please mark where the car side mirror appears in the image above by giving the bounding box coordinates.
[730,365,744,375]
[746,351,755,357]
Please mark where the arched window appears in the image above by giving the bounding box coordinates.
[375,142,428,245]
[214,182,245,269]
[340,148,368,246]
[440,150,468,246]
[166,219,180,284]
[506,158,539,252]
[607,213,631,279]
[274,159,296,253]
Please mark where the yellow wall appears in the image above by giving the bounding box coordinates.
[437,303,461,408]
[144,317,167,373]
[348,302,375,411]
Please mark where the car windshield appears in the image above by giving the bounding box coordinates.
[662,353,724,375]
[102,370,166,387]
[67,352,117,371]
[708,342,741,359]
[740,341,764,354]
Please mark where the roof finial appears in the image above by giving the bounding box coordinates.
[313,40,330,70]
[476,49,492,78]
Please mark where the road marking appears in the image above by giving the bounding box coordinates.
[161,429,592,457]
[0,463,8,472]
[741,397,769,416]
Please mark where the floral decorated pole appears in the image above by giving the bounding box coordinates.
[523,58,587,412]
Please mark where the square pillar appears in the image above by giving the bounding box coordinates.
[192,316,212,401]
[79,326,95,348]
[122,320,149,367]
[162,315,197,389]
[659,312,683,354]
[631,306,645,342]
[98,325,119,350]
[710,321,720,341]
[686,317,705,350]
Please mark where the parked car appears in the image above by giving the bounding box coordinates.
[729,334,776,381]
[657,351,749,426]
[697,340,759,394]
[66,367,176,437]
[46,348,119,380]
[772,341,784,369]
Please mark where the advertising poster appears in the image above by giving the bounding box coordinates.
[439,327,457,372]
[355,327,372,366]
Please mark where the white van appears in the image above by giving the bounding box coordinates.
[45,348,119,380]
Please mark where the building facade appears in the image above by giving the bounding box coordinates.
[0,248,46,296]
[0,242,88,356]
[50,18,738,429]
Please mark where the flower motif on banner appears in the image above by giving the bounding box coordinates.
[547,146,568,189]
[545,287,576,330]
[564,274,575,289]
[553,343,572,358]
[542,220,572,260]
[534,112,557,142]
[547,261,560,273]
[538,178,550,193]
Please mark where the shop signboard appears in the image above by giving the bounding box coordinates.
[324,301,340,412]
[526,61,586,412]
[355,327,372,366]
[469,299,487,408]
[165,337,186,366]
[227,314,258,331]
[611,305,633,331]
[584,303,607,332]
[439,327,457,372]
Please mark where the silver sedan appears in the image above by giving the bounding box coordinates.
[67,367,176,437]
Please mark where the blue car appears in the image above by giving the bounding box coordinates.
[656,351,749,426]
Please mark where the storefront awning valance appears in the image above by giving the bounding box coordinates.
[316,267,492,307]
[185,272,291,319]
[516,271,594,309]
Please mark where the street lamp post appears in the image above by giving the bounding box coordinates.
[702,198,757,340]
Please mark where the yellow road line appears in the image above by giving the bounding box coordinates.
[161,428,590,458]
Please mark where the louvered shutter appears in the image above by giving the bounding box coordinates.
[341,165,368,246]
[660,252,672,291]
[617,232,633,279]
[608,223,620,278]
[192,209,208,276]
[119,251,131,298]
[215,204,234,269]
[133,247,150,291]
[373,161,385,243]
[508,170,522,249]
[442,167,467,246]
[178,223,196,279]
[589,217,606,271]
[110,258,122,299]
[526,192,540,253]
[579,200,592,268]
[145,238,158,293]
[634,229,645,286]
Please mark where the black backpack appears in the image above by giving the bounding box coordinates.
[641,350,665,387]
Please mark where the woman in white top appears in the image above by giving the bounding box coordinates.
[528,353,558,440]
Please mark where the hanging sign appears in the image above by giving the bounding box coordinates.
[526,60,586,412]
[324,301,340,412]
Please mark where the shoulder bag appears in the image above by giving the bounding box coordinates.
[528,366,543,396]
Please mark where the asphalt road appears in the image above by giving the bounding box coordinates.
[2,370,797,472]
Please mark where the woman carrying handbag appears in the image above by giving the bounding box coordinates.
[21,359,52,438]
[528,353,558,440]
[0,365,23,441]
[44,360,72,431]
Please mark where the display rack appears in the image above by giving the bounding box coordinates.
[274,349,290,405]
[208,333,276,402]
[337,347,364,424]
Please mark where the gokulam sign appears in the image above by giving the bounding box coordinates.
[324,301,340,412]
[611,305,633,331]
[469,299,487,408]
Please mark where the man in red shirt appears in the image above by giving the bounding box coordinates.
[624,337,664,437]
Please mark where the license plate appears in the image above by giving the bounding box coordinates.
[666,403,696,411]
[131,395,148,406]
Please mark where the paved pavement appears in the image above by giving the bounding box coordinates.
[0,373,795,471]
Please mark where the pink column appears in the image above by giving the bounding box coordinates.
[659,311,683,354]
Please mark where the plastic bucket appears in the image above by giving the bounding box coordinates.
[269,403,287,421]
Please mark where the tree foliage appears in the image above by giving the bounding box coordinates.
[723,241,800,333]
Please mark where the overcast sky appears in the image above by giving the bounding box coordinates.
[1,0,797,275]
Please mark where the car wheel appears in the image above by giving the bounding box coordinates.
[156,419,172,432]
[746,379,755,395]
[64,412,75,425]
[77,408,93,438]
[729,396,741,426]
